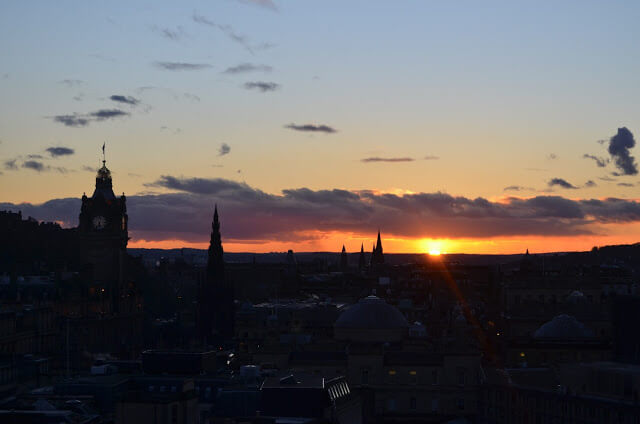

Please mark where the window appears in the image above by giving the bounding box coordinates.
[410,397,417,410]
[457,398,465,410]
[431,398,439,412]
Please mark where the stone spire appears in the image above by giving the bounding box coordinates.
[207,204,225,281]
[340,245,348,271]
[358,243,366,271]
[372,230,384,265]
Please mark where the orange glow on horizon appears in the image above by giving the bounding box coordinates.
[128,224,640,254]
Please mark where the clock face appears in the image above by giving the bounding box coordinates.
[92,216,107,230]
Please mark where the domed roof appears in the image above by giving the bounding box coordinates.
[335,296,408,330]
[533,314,595,340]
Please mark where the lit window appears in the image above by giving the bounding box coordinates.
[388,370,396,375]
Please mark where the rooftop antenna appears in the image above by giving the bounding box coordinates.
[102,142,106,166]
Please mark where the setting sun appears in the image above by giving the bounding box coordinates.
[420,239,450,256]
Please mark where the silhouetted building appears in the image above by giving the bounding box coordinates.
[340,245,348,271]
[371,231,384,266]
[358,243,366,272]
[199,206,234,342]
[78,159,128,313]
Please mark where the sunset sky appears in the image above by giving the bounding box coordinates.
[2,1,640,254]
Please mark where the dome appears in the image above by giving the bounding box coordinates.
[336,296,408,330]
[334,296,408,342]
[533,314,595,340]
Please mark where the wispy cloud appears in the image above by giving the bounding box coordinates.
[583,153,608,167]
[153,61,212,71]
[361,157,414,163]
[50,109,130,127]
[424,155,439,160]
[110,95,140,106]
[151,25,187,41]
[547,153,557,160]
[243,81,279,92]
[3,159,18,170]
[218,143,231,156]
[22,160,45,172]
[236,0,278,11]
[192,12,272,54]
[284,123,337,133]
[222,63,272,74]
[504,185,535,192]
[46,147,75,157]
[548,178,578,189]
[59,79,83,87]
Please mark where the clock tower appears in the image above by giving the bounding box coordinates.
[78,159,129,313]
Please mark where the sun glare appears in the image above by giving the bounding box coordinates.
[420,239,449,256]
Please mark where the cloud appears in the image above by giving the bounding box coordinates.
[218,143,231,156]
[548,178,578,189]
[183,93,200,102]
[110,95,139,106]
[361,157,414,163]
[547,153,557,160]
[50,109,129,127]
[152,25,186,41]
[8,177,640,244]
[192,13,270,54]
[22,160,45,172]
[504,185,535,192]
[583,154,608,168]
[52,114,90,127]
[59,79,83,87]
[46,147,75,157]
[153,61,212,71]
[599,176,617,182]
[236,0,277,10]
[424,155,439,160]
[617,182,635,187]
[4,159,18,170]
[89,109,129,120]
[243,81,279,92]
[82,165,96,172]
[584,180,597,188]
[27,154,44,159]
[284,123,337,133]
[608,127,638,176]
[222,63,272,74]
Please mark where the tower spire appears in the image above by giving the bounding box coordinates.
[340,245,348,271]
[207,203,224,280]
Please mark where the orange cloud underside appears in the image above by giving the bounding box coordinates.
[128,225,640,254]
